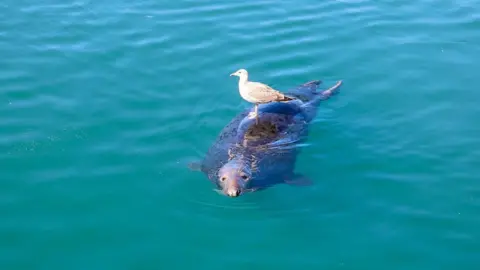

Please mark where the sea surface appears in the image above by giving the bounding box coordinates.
[1,0,479,269]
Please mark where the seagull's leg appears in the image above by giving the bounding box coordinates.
[248,104,258,119]
[252,104,259,124]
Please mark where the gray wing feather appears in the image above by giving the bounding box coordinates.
[246,81,285,102]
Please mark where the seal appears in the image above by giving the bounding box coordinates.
[189,79,343,197]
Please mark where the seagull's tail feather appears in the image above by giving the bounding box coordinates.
[279,94,296,101]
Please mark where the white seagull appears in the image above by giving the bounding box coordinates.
[230,69,294,123]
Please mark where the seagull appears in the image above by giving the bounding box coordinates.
[230,68,294,123]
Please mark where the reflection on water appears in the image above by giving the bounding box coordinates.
[1,0,480,269]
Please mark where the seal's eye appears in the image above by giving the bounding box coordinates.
[220,177,227,182]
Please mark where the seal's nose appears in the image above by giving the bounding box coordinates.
[227,189,240,197]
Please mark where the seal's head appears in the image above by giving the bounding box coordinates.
[229,68,248,80]
[217,159,252,197]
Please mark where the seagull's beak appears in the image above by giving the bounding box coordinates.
[230,72,236,77]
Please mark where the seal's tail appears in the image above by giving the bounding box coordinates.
[301,80,343,116]
[283,80,322,100]
[301,80,323,94]
[304,80,322,87]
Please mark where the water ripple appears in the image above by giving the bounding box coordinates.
[2,0,480,268]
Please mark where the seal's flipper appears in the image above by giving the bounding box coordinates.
[298,80,322,94]
[284,174,313,186]
[319,80,342,100]
[187,161,202,172]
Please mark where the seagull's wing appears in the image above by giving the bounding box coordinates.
[246,81,286,102]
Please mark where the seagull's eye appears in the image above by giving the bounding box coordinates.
[221,177,226,182]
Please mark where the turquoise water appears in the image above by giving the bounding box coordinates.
[1,0,480,269]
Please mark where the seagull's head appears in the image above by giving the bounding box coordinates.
[230,69,248,79]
